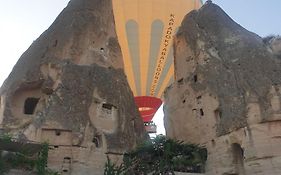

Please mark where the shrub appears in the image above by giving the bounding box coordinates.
[104,135,207,175]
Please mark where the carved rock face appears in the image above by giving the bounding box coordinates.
[0,0,146,174]
[269,36,281,59]
[164,3,281,175]
[165,3,281,136]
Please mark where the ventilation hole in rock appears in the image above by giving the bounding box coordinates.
[100,48,104,51]
[63,169,68,172]
[24,97,40,115]
[200,108,204,116]
[193,75,198,83]
[92,135,102,148]
[182,100,186,103]
[55,130,61,136]
[54,145,59,148]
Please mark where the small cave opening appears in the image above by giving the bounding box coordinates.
[200,108,204,116]
[53,40,58,47]
[193,74,198,83]
[92,134,102,148]
[55,130,61,136]
[214,109,222,122]
[231,143,245,174]
[24,97,40,115]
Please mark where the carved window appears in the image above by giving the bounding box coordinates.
[55,130,61,136]
[101,103,116,115]
[24,97,40,115]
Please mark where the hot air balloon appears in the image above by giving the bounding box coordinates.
[112,0,202,133]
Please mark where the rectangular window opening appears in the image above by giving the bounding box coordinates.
[24,97,40,115]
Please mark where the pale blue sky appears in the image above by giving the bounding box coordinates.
[1,0,280,85]
[203,0,281,37]
[0,0,280,135]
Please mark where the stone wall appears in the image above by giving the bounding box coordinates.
[164,2,281,175]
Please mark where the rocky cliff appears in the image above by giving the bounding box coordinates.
[0,0,146,174]
[164,2,281,175]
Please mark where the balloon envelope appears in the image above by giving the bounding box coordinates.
[113,0,202,121]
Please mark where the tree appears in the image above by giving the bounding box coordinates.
[123,135,207,175]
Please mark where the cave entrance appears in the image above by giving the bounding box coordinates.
[231,143,245,175]
[24,97,40,115]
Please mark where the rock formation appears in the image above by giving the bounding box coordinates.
[164,2,281,175]
[0,0,146,174]
[264,35,281,59]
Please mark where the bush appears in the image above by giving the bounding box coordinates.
[104,156,125,175]
[104,135,207,175]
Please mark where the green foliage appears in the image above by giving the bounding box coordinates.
[36,142,49,175]
[104,156,126,175]
[0,134,12,143]
[0,139,59,175]
[103,135,207,175]
[0,151,8,175]
[0,151,35,175]
[123,135,207,175]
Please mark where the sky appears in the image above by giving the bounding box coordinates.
[0,0,280,135]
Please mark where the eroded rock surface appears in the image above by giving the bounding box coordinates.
[164,2,281,175]
[264,35,281,59]
[0,0,146,174]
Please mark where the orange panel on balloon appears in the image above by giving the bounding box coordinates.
[113,0,202,98]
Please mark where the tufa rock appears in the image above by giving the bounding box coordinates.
[263,35,281,59]
[164,3,281,175]
[0,0,146,174]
